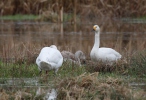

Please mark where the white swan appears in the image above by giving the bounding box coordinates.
[36,45,63,74]
[90,25,121,65]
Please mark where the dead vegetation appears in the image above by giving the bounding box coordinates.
[0,72,145,100]
[0,0,146,21]
[85,59,129,74]
[56,72,146,100]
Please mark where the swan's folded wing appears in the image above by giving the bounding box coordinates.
[98,48,121,58]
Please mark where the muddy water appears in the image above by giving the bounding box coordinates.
[0,19,146,59]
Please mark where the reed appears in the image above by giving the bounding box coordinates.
[0,0,146,22]
[0,45,146,78]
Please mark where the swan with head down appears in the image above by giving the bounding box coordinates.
[36,45,63,74]
[90,25,121,65]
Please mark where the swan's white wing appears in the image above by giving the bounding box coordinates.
[36,47,63,70]
[98,47,121,60]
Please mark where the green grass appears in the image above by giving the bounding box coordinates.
[0,61,39,78]
[0,59,146,100]
[0,13,80,22]
[0,51,146,100]
[0,53,146,79]
[136,16,146,20]
[0,14,38,20]
[129,50,146,78]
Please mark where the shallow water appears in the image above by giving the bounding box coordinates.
[0,19,146,58]
[130,82,146,91]
[0,77,145,93]
[0,78,39,87]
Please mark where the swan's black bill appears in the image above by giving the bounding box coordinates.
[92,29,95,31]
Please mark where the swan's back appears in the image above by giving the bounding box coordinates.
[98,47,121,63]
[99,48,121,57]
[90,47,121,64]
[36,47,63,72]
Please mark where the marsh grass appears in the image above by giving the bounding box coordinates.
[0,59,146,99]
[0,0,146,23]
[129,50,146,78]
[0,61,38,78]
[0,19,146,99]
[56,72,146,100]
[0,43,146,79]
[85,59,129,75]
[0,41,145,99]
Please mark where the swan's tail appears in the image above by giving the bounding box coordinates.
[117,53,122,59]
[40,61,52,70]
[114,51,122,59]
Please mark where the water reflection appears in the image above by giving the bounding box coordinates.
[0,78,39,87]
[0,20,146,60]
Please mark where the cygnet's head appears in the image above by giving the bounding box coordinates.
[50,45,57,49]
[93,25,100,32]
[75,50,86,60]
[75,50,86,64]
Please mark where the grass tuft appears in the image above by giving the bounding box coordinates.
[0,61,38,78]
[129,50,146,78]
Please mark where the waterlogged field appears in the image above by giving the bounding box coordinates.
[0,19,146,99]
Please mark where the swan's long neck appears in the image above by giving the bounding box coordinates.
[93,31,100,49]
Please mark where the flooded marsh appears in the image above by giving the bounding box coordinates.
[0,19,146,99]
[0,0,146,99]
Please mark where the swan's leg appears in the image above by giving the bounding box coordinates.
[45,71,49,82]
[46,71,49,77]
[55,69,58,74]
[77,58,81,66]
[39,70,42,75]
[46,71,48,75]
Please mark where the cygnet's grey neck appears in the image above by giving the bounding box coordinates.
[93,31,100,48]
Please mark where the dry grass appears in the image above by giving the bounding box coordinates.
[0,72,145,100]
[0,0,146,21]
[56,72,146,100]
[85,59,129,74]
[1,42,39,65]
[0,29,146,65]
